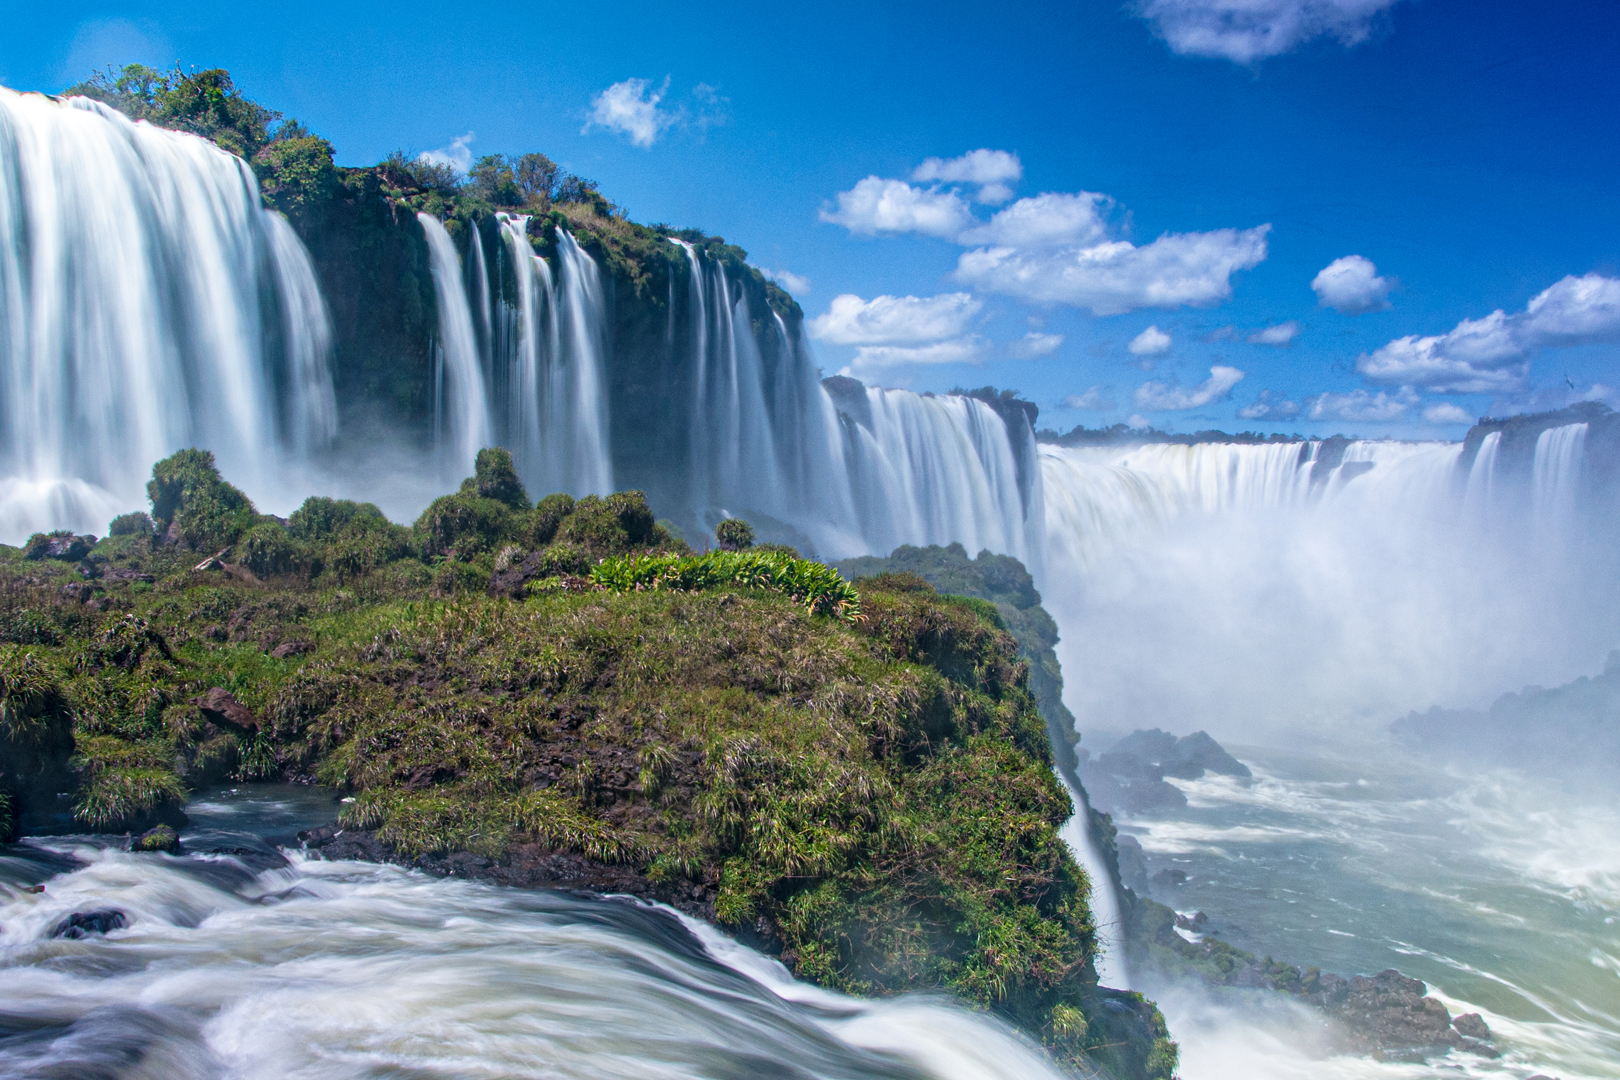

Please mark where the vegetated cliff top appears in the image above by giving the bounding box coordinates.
[62,63,799,322]
[0,448,1175,1080]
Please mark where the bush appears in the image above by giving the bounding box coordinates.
[525,493,576,546]
[460,447,529,509]
[555,491,656,557]
[287,497,391,542]
[414,494,516,558]
[108,512,154,538]
[22,531,89,562]
[254,134,338,219]
[591,550,862,622]
[536,542,590,579]
[146,449,256,551]
[715,518,755,551]
[240,521,302,577]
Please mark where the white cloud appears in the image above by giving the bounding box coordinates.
[913,149,1024,204]
[844,338,988,374]
[1128,325,1173,356]
[1066,385,1118,411]
[820,177,975,238]
[1012,332,1064,358]
[807,292,981,345]
[1422,403,1474,425]
[1136,0,1405,64]
[956,226,1270,315]
[1237,390,1301,420]
[1127,414,1154,429]
[1358,274,1620,394]
[1134,364,1245,410]
[1304,386,1418,422]
[756,266,810,295]
[585,77,676,148]
[1248,320,1299,345]
[957,192,1113,248]
[419,132,475,174]
[1312,254,1392,314]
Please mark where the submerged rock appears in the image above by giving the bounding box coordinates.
[136,824,180,854]
[50,908,127,939]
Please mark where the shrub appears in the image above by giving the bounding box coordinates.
[536,542,590,579]
[240,521,301,577]
[555,491,656,557]
[414,494,516,558]
[287,497,391,542]
[460,447,530,509]
[254,134,338,219]
[22,531,89,562]
[590,550,862,622]
[715,518,755,551]
[325,523,413,580]
[146,449,256,551]
[108,512,154,538]
[525,493,576,546]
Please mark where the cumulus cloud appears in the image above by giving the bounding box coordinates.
[1066,385,1118,411]
[585,77,677,148]
[820,177,975,238]
[956,226,1270,315]
[1304,386,1418,422]
[1237,389,1301,420]
[913,149,1023,204]
[957,192,1113,248]
[842,338,989,377]
[1128,325,1173,356]
[1136,0,1405,64]
[1312,254,1392,314]
[1134,365,1245,410]
[1012,332,1064,358]
[807,293,981,345]
[755,267,810,295]
[419,132,475,174]
[1358,273,1620,394]
[1422,402,1473,425]
[1248,320,1299,345]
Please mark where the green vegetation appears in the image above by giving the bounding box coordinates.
[715,517,755,551]
[0,449,1172,1079]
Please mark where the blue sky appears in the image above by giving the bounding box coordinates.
[4,0,1618,436]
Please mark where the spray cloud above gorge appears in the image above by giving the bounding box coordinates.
[2,3,1620,1076]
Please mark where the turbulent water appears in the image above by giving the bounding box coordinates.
[0,789,1068,1080]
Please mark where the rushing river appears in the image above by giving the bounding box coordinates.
[0,787,1070,1080]
[1108,745,1620,1080]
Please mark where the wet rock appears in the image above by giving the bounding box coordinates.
[1452,1012,1490,1040]
[135,824,180,854]
[1111,729,1177,762]
[1124,778,1188,813]
[1161,731,1252,779]
[1151,868,1188,889]
[50,908,127,939]
[191,688,259,734]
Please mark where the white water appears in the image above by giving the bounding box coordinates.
[1038,431,1620,741]
[0,839,1069,1080]
[420,213,494,477]
[0,88,336,540]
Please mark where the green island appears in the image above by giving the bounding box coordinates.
[0,447,1176,1080]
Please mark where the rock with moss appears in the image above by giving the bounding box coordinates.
[715,518,755,551]
[460,447,530,509]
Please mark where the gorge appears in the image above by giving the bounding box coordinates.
[2,69,1617,1080]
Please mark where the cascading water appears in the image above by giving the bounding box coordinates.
[1531,421,1587,521]
[552,228,614,495]
[0,88,336,542]
[419,213,494,477]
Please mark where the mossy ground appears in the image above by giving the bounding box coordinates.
[0,452,1174,1078]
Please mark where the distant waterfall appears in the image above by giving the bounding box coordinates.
[419,213,493,475]
[418,213,613,495]
[0,87,336,541]
[1532,422,1587,521]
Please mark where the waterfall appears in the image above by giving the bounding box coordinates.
[1465,429,1502,516]
[0,87,336,541]
[418,213,493,475]
[553,228,614,495]
[1532,422,1588,521]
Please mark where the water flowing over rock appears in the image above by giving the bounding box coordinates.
[0,88,336,538]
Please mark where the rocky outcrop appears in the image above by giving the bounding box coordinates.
[1077,728,1249,817]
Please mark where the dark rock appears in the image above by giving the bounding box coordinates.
[1111,729,1178,762]
[136,824,180,854]
[50,908,127,939]
[1098,751,1165,783]
[102,567,156,585]
[270,640,311,660]
[1116,833,1151,895]
[1452,1012,1490,1040]
[1124,779,1188,813]
[25,533,92,561]
[1174,910,1208,931]
[59,582,99,604]
[191,688,259,734]
[1151,868,1188,889]
[1162,731,1251,779]
[76,559,103,580]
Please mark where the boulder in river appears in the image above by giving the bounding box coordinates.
[49,908,127,939]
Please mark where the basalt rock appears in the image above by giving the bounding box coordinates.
[50,908,127,938]
[191,688,259,735]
